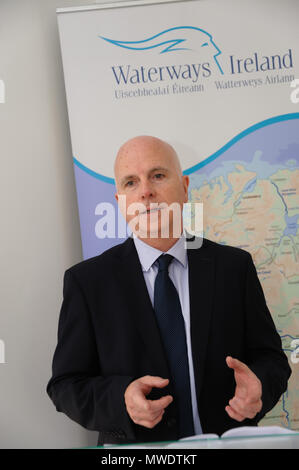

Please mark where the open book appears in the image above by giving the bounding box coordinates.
[103,426,298,449]
[178,425,298,442]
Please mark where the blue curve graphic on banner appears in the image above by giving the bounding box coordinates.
[184,112,299,174]
[73,157,115,184]
[73,113,299,184]
[99,26,224,75]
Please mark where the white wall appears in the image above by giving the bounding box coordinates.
[0,0,111,449]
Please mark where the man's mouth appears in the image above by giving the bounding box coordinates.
[141,206,162,215]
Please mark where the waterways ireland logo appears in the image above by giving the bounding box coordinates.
[99,26,224,85]
[99,26,294,91]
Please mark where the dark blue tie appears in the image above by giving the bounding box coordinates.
[154,254,194,438]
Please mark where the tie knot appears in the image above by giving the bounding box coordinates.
[157,254,173,272]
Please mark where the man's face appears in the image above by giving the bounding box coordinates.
[114,137,189,238]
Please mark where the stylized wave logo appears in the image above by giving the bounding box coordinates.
[99,26,224,75]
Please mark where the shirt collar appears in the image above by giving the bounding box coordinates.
[133,234,188,272]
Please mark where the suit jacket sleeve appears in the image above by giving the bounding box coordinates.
[244,253,291,420]
[46,269,136,441]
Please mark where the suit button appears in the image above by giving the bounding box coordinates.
[167,418,176,428]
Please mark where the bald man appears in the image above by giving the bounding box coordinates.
[47,136,291,446]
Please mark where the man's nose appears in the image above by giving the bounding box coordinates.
[139,180,155,200]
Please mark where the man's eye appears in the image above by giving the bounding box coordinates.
[125,180,134,187]
[154,173,164,180]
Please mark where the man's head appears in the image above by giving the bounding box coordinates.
[114,135,189,242]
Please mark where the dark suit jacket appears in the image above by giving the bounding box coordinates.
[46,236,291,445]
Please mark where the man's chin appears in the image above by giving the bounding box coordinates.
[128,208,183,239]
[129,222,182,239]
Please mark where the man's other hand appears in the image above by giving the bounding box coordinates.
[225,356,263,422]
[124,375,173,429]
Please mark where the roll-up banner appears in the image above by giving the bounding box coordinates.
[57,0,299,430]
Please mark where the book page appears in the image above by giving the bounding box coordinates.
[221,426,297,439]
[164,434,219,449]
[178,433,219,441]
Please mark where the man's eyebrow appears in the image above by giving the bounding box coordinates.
[149,166,169,174]
[120,167,169,186]
[120,174,136,186]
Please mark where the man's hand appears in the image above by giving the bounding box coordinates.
[124,375,173,429]
[225,356,262,422]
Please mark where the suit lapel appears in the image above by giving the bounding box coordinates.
[187,239,215,400]
[116,237,170,380]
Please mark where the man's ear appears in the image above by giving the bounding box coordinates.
[115,193,118,202]
[183,175,189,202]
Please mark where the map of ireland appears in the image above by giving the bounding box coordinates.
[188,117,299,429]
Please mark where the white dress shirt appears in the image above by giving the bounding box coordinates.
[133,234,202,435]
